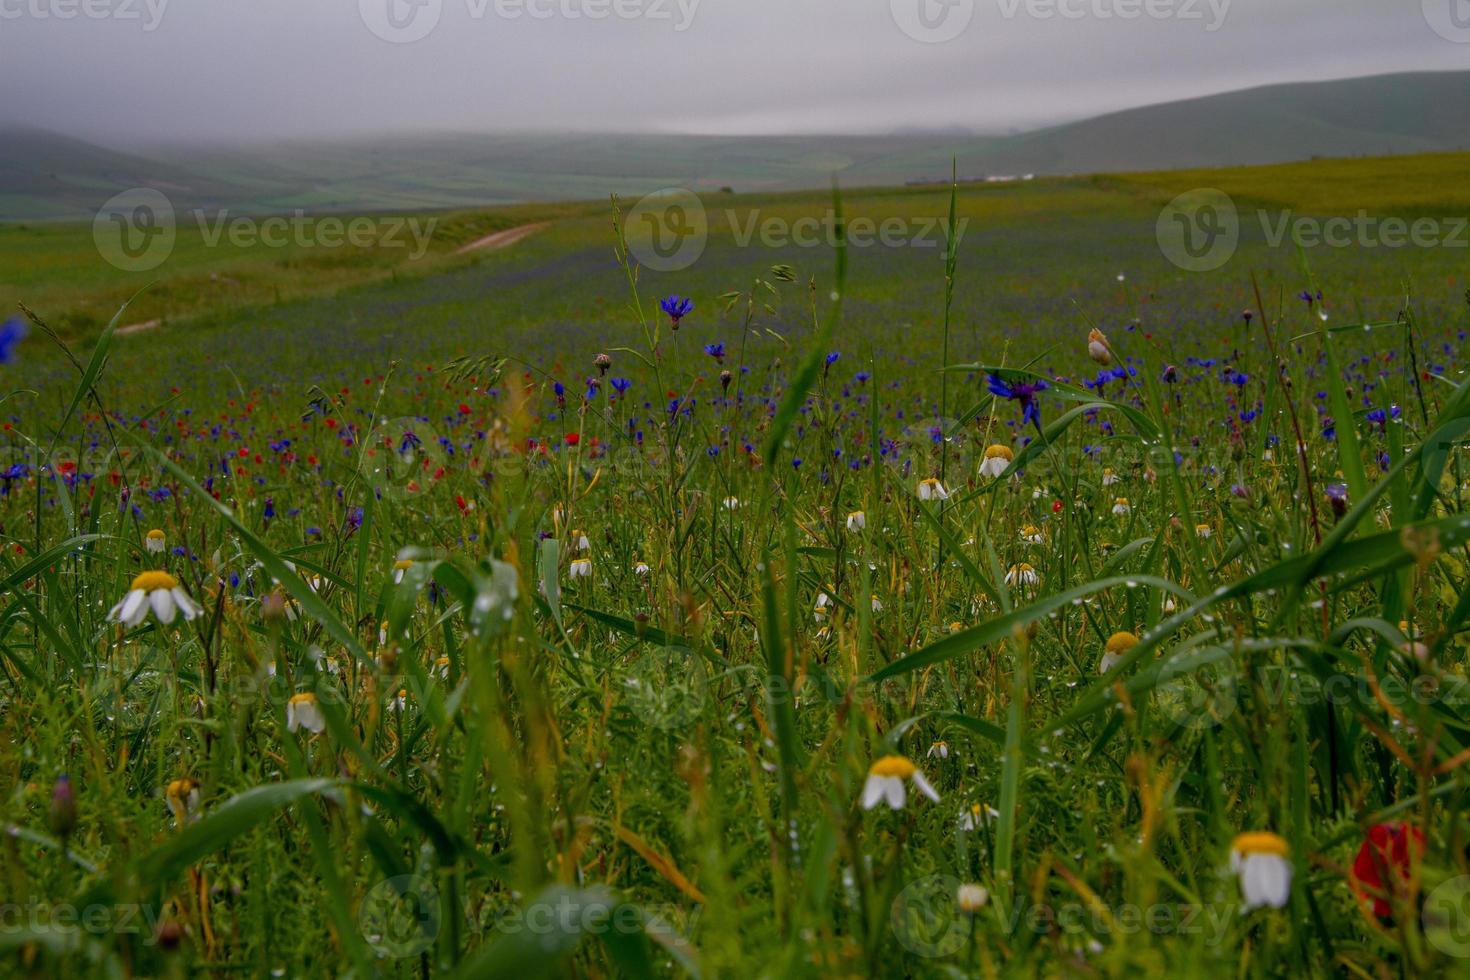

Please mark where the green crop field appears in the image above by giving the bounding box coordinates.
[2,151,1470,976]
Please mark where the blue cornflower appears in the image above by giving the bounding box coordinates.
[661,295,694,328]
[610,377,632,394]
[0,318,26,365]
[986,373,1048,430]
[704,342,726,362]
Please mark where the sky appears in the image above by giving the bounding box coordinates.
[1,0,1467,148]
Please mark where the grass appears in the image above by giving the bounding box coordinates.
[1,153,1469,976]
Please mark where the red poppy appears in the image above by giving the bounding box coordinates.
[1350,822,1425,919]
[564,432,580,447]
[1052,500,1063,513]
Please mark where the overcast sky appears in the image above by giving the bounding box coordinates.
[2,0,1466,148]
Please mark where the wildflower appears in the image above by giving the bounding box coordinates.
[1111,497,1131,516]
[916,478,949,501]
[435,656,451,680]
[1005,563,1039,587]
[720,369,732,392]
[959,802,999,831]
[814,592,831,621]
[986,373,1048,429]
[594,352,611,375]
[927,741,950,759]
[388,689,408,713]
[1100,631,1138,673]
[1231,832,1292,910]
[1087,328,1111,366]
[1350,822,1425,920]
[957,884,989,913]
[979,444,1014,479]
[49,775,77,839]
[1195,523,1213,538]
[860,755,940,810]
[703,342,726,362]
[1325,483,1349,517]
[660,295,694,329]
[110,571,204,627]
[1020,524,1043,544]
[846,510,866,531]
[286,692,326,734]
[571,529,590,552]
[1101,468,1120,486]
[145,528,166,554]
[166,778,201,826]
[568,557,592,580]
[633,559,650,576]
[723,496,740,510]
[392,559,413,583]
[0,317,26,365]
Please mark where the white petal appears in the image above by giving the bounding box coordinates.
[883,778,907,810]
[117,589,148,625]
[150,588,177,624]
[860,774,886,810]
[172,588,203,621]
[911,771,940,803]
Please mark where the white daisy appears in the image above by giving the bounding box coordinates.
[860,755,940,810]
[109,571,204,627]
[1231,832,1292,910]
[979,444,1014,479]
[286,692,325,734]
[144,528,166,554]
[916,478,949,501]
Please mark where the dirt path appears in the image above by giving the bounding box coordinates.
[115,319,161,336]
[116,222,552,335]
[454,221,551,255]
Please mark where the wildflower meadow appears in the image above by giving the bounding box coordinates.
[3,162,1470,978]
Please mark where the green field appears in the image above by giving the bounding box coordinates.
[2,152,1470,976]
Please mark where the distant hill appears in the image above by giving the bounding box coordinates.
[3,71,1468,220]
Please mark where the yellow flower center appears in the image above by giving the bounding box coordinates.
[984,444,1014,461]
[1012,563,1035,573]
[869,755,917,778]
[393,559,414,570]
[1232,831,1289,857]
[146,529,165,540]
[1114,497,1129,506]
[1021,525,1039,536]
[1106,631,1140,655]
[131,571,179,593]
[289,692,317,706]
[166,777,197,801]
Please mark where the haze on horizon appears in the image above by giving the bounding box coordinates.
[1,0,1466,150]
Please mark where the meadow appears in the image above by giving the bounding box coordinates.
[1,152,1470,976]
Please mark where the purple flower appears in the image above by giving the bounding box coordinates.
[0,318,25,365]
[987,373,1048,429]
[661,295,694,328]
[704,342,726,362]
